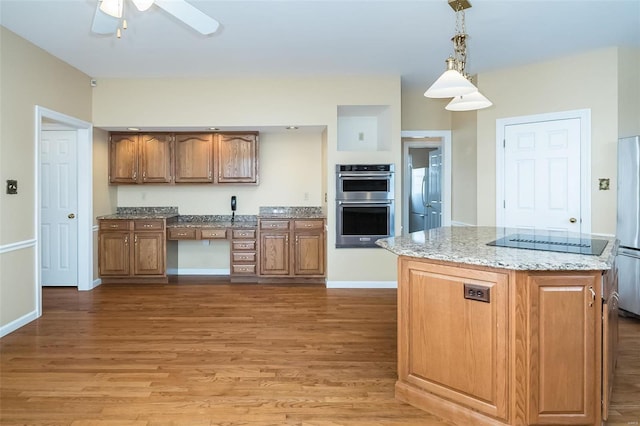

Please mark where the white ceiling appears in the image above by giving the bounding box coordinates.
[1,0,639,89]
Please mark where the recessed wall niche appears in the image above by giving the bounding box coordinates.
[337,105,391,151]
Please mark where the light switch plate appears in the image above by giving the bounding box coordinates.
[6,179,17,194]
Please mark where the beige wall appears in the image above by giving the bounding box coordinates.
[451,111,478,225]
[476,48,620,234]
[401,84,451,131]
[0,27,92,331]
[93,76,402,282]
[618,48,640,138]
[92,127,116,280]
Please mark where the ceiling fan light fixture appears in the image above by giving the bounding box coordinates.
[131,0,155,12]
[99,0,123,18]
[445,90,493,111]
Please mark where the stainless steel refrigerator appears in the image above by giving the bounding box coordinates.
[408,147,442,233]
[617,136,640,316]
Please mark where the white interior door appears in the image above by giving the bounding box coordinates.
[501,118,582,232]
[41,130,78,286]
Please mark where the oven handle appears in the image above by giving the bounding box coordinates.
[337,200,393,205]
[338,173,393,178]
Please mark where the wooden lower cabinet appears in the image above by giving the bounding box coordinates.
[258,218,325,279]
[396,256,613,426]
[98,219,167,283]
[230,229,257,278]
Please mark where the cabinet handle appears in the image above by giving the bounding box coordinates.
[110,224,118,228]
[143,224,152,228]
[589,286,596,307]
[124,236,129,245]
[177,232,187,236]
[134,235,138,244]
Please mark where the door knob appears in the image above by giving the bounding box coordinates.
[569,217,577,223]
[68,213,75,219]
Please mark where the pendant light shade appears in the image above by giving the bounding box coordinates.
[99,0,124,18]
[131,0,155,11]
[446,90,493,111]
[424,68,478,98]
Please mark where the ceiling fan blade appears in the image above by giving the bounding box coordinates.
[91,3,120,34]
[154,0,220,35]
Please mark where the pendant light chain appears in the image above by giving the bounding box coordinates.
[452,7,468,79]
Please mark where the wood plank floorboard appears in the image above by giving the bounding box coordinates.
[0,282,638,425]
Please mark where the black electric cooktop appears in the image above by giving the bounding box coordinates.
[487,233,608,256]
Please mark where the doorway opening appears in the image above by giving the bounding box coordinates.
[35,106,94,315]
[401,131,452,235]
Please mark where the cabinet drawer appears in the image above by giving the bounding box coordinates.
[232,240,256,251]
[232,264,256,274]
[134,220,164,231]
[200,228,227,239]
[167,228,197,240]
[232,252,256,263]
[294,220,324,230]
[260,220,290,230]
[232,229,256,239]
[100,220,131,231]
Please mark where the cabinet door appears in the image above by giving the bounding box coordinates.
[259,232,289,275]
[98,232,131,276]
[217,133,258,183]
[398,259,509,421]
[174,134,214,183]
[294,232,325,276]
[109,134,139,184]
[602,266,619,421]
[527,272,600,425]
[133,232,165,276]
[141,133,172,183]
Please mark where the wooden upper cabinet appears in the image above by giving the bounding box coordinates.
[140,133,172,183]
[217,133,258,184]
[174,133,214,183]
[109,134,139,183]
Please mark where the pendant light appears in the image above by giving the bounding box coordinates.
[99,0,123,18]
[446,91,493,111]
[424,0,492,111]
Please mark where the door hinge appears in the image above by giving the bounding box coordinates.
[503,200,505,208]
[503,139,506,148]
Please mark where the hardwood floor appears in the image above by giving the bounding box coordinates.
[0,282,638,425]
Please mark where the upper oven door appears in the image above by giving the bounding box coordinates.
[336,172,394,200]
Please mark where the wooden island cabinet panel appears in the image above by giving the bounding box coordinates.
[398,260,509,421]
[217,133,258,184]
[174,133,214,183]
[395,254,614,426]
[527,272,600,425]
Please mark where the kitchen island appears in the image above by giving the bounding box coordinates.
[376,226,618,426]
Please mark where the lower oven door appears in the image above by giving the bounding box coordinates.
[336,200,394,248]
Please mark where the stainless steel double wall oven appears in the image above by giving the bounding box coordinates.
[335,164,395,248]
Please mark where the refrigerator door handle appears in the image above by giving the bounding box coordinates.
[421,175,427,207]
[618,247,640,259]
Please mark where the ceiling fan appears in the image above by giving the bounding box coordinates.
[92,0,220,38]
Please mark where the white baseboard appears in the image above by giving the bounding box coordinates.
[167,268,230,276]
[326,281,397,289]
[451,221,474,226]
[0,309,39,338]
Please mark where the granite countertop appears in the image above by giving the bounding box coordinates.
[167,215,257,228]
[376,226,617,271]
[258,206,325,219]
[97,206,179,220]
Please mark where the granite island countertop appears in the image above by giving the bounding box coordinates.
[376,226,617,271]
[258,206,325,219]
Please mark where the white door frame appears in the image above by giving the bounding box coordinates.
[35,106,94,315]
[401,130,452,234]
[495,109,591,233]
